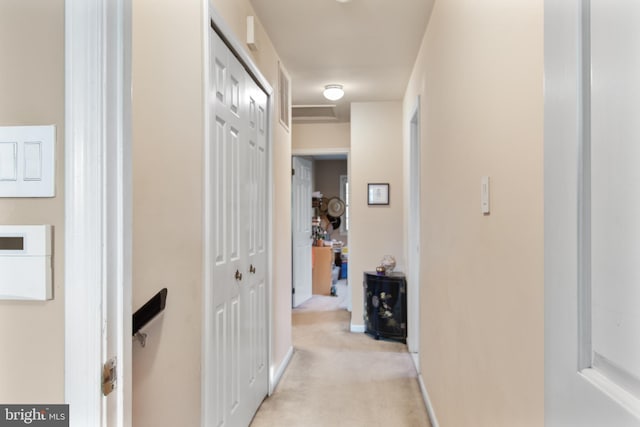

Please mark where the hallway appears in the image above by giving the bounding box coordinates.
[250,283,431,427]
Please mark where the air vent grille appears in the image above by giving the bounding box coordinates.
[292,105,338,121]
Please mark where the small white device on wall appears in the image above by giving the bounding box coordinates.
[0,125,55,197]
[0,225,52,300]
[481,176,490,214]
[247,16,258,51]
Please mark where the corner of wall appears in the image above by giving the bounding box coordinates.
[269,345,294,394]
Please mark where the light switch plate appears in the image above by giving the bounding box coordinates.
[481,176,490,214]
[0,125,55,197]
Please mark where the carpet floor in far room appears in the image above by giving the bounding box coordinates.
[250,280,432,427]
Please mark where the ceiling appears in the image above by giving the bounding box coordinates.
[250,0,434,123]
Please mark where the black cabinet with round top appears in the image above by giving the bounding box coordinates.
[363,272,407,343]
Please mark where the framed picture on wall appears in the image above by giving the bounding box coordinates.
[367,183,390,205]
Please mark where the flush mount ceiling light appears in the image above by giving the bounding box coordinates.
[336,0,352,3]
[323,84,344,101]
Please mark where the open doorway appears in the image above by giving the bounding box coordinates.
[291,153,350,311]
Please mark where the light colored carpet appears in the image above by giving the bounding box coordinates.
[250,281,432,427]
[297,279,350,312]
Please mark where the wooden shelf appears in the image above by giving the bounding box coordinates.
[312,246,333,295]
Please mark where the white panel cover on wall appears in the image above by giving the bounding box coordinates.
[0,225,52,300]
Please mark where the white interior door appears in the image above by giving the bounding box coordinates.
[105,1,132,424]
[545,1,640,424]
[206,28,268,427]
[292,156,313,307]
[589,0,640,417]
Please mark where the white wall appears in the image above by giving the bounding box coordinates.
[349,102,404,328]
[0,0,65,403]
[132,1,204,425]
[292,122,350,153]
[403,0,544,425]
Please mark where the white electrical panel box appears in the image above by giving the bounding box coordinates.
[0,225,52,300]
[0,125,55,197]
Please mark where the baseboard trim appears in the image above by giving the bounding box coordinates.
[417,372,440,427]
[410,351,420,372]
[269,346,294,395]
[350,323,365,333]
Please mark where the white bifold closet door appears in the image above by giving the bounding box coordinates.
[207,27,268,427]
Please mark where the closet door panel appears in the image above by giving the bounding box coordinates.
[207,28,269,427]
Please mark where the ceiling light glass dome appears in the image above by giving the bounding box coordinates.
[323,84,344,101]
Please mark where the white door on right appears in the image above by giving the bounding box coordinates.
[589,0,640,418]
[546,0,640,425]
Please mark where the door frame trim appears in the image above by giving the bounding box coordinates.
[65,0,132,425]
[290,148,351,311]
[202,4,275,424]
[291,147,350,156]
[406,95,421,359]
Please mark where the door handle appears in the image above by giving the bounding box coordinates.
[249,264,256,274]
[235,270,243,281]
